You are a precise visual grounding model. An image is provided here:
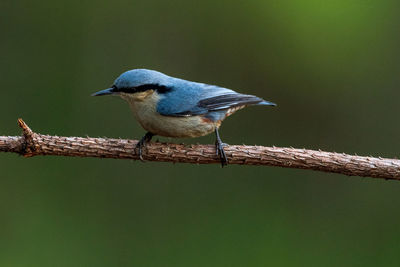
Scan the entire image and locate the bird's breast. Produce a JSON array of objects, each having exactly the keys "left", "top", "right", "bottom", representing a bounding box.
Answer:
[{"left": 120, "top": 91, "right": 219, "bottom": 138}]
